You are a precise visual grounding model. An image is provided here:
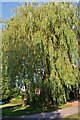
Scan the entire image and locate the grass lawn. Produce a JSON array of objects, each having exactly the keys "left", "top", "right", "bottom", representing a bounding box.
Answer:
[
  {"left": 1, "top": 103, "right": 58, "bottom": 117},
  {"left": 0, "top": 98, "right": 72, "bottom": 117},
  {"left": 64, "top": 113, "right": 80, "bottom": 120}
]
